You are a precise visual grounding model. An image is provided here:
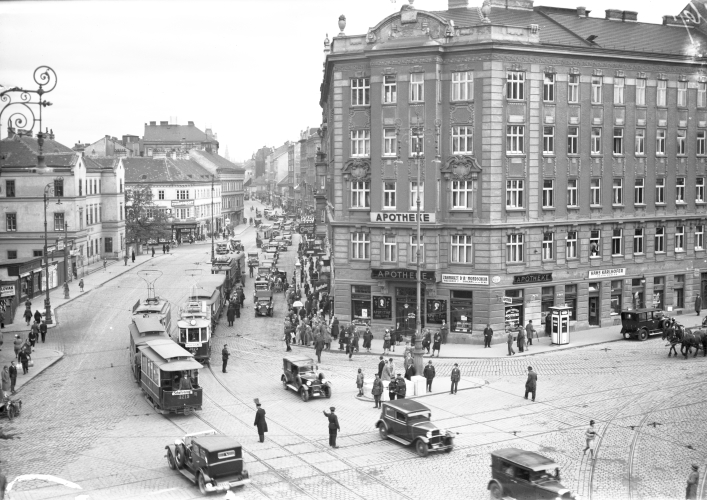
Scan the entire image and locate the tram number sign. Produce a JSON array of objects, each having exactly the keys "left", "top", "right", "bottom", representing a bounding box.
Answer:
[
  {"left": 185, "top": 342, "right": 202, "bottom": 348},
  {"left": 172, "top": 390, "right": 193, "bottom": 397}
]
